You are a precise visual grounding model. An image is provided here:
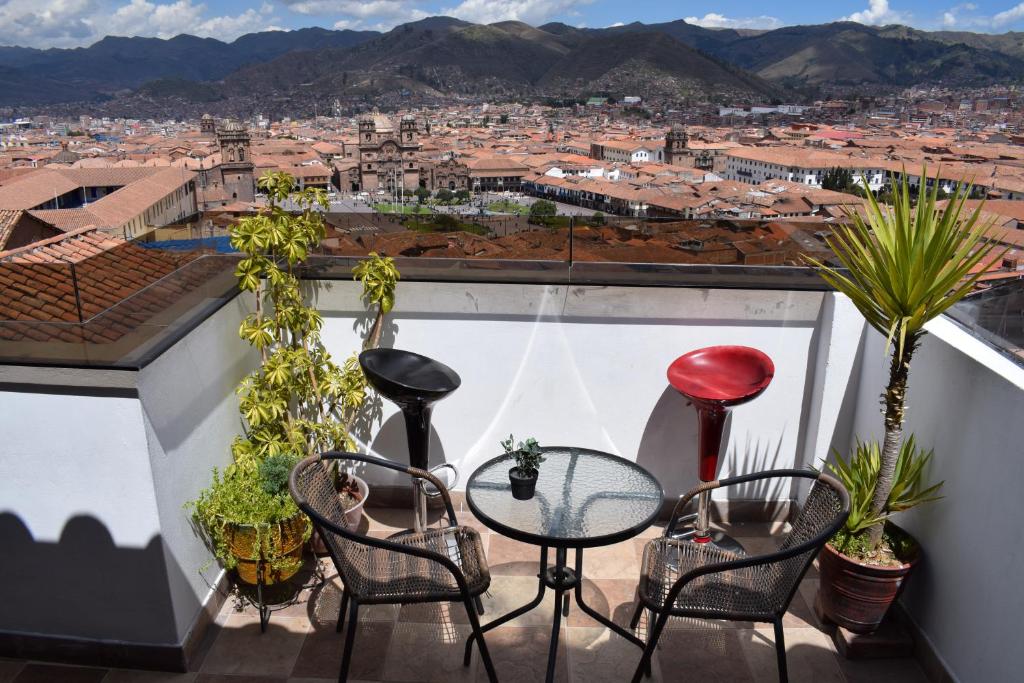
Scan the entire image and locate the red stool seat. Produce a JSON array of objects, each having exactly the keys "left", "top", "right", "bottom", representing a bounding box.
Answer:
[
  {"left": 666, "top": 345, "right": 775, "bottom": 549},
  {"left": 667, "top": 346, "right": 774, "bottom": 407}
]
